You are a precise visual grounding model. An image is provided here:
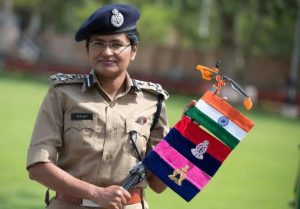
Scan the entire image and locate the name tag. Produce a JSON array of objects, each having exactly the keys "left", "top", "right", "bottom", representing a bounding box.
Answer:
[{"left": 71, "top": 113, "right": 93, "bottom": 120}]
